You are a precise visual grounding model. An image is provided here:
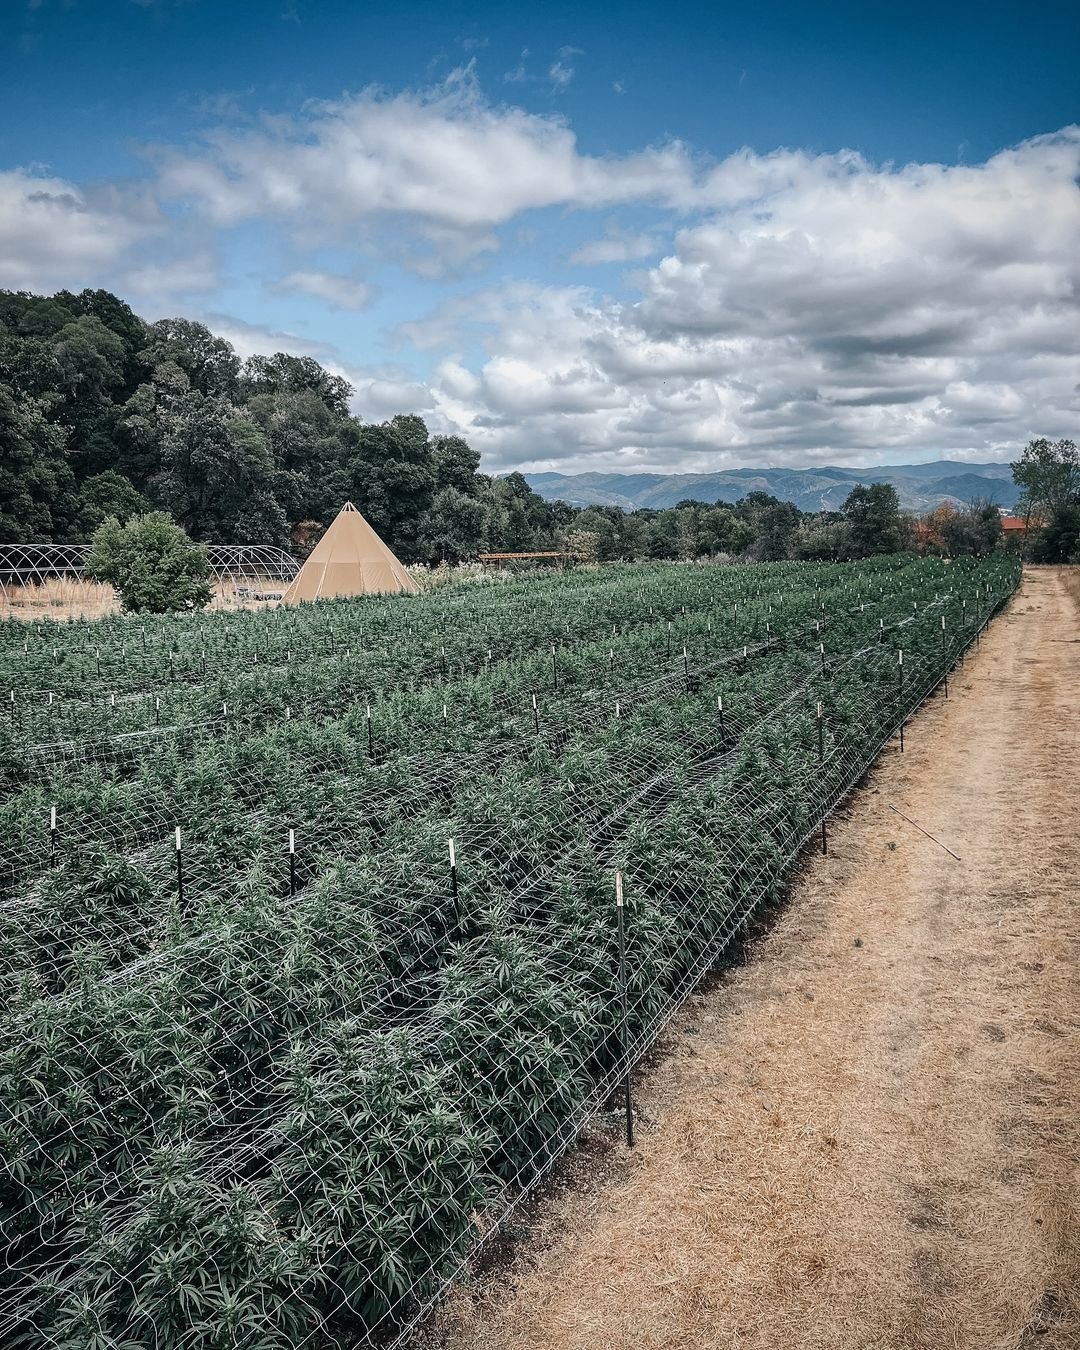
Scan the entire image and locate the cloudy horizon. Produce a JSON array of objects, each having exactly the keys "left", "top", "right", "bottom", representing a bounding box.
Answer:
[{"left": 2, "top": 1, "right": 1078, "bottom": 477}]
